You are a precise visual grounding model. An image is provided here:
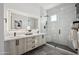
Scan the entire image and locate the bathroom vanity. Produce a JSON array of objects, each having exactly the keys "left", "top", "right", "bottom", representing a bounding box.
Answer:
[
  {"left": 4, "top": 33, "right": 46, "bottom": 55},
  {"left": 4, "top": 9, "right": 46, "bottom": 55}
]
